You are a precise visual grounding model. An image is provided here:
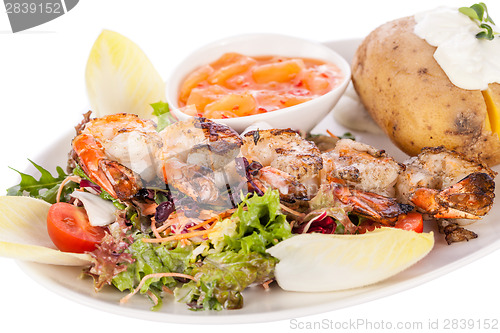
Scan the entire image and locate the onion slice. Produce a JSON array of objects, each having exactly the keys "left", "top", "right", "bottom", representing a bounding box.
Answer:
[{"left": 70, "top": 191, "right": 117, "bottom": 227}]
